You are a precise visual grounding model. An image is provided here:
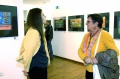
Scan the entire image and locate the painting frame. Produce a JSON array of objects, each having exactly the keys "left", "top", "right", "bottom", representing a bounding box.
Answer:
[
  {"left": 114, "top": 11, "right": 120, "bottom": 39},
  {"left": 0, "top": 5, "right": 18, "bottom": 37},
  {"left": 54, "top": 16, "right": 66, "bottom": 31},
  {"left": 68, "top": 15, "right": 84, "bottom": 31},
  {"left": 100, "top": 12, "right": 109, "bottom": 32}
]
